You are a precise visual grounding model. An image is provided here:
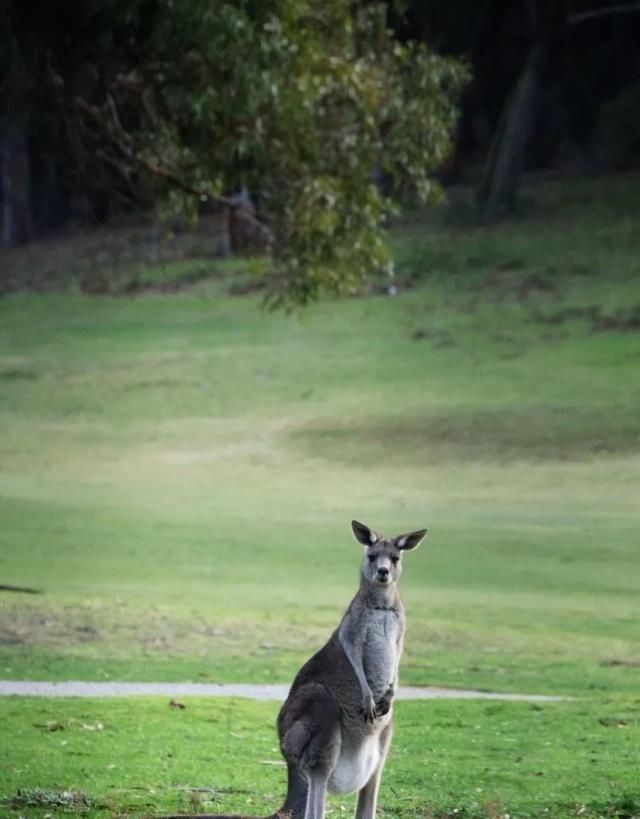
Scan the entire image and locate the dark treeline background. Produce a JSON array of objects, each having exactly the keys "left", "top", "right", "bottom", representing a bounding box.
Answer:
[
  {"left": 394, "top": 0, "right": 640, "bottom": 215},
  {"left": 2, "top": 0, "right": 640, "bottom": 250}
]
